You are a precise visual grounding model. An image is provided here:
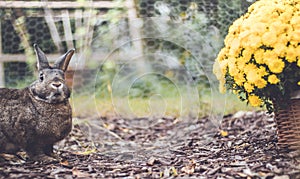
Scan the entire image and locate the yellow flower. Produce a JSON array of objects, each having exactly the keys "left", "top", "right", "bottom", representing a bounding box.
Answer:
[
  {"left": 268, "top": 74, "right": 280, "bottom": 84},
  {"left": 269, "top": 21, "right": 283, "bottom": 35},
  {"left": 234, "top": 73, "right": 246, "bottom": 86},
  {"left": 246, "top": 70, "right": 261, "bottom": 84},
  {"left": 290, "top": 14, "right": 300, "bottom": 25},
  {"left": 277, "top": 34, "right": 289, "bottom": 45},
  {"left": 244, "top": 63, "right": 257, "bottom": 73},
  {"left": 244, "top": 82, "right": 254, "bottom": 93},
  {"left": 273, "top": 3, "right": 285, "bottom": 14},
  {"left": 216, "top": 48, "right": 227, "bottom": 62},
  {"left": 224, "top": 34, "right": 235, "bottom": 47},
  {"left": 253, "top": 49, "right": 264, "bottom": 64},
  {"left": 279, "top": 10, "right": 293, "bottom": 22},
  {"left": 248, "top": 95, "right": 262, "bottom": 107},
  {"left": 250, "top": 22, "right": 268, "bottom": 34},
  {"left": 285, "top": 46, "right": 297, "bottom": 63},
  {"left": 266, "top": 58, "right": 285, "bottom": 73},
  {"left": 236, "top": 59, "right": 246, "bottom": 71},
  {"left": 273, "top": 42, "right": 286, "bottom": 56},
  {"left": 298, "top": 81, "right": 300, "bottom": 86},
  {"left": 258, "top": 66, "right": 268, "bottom": 76},
  {"left": 263, "top": 51, "right": 278, "bottom": 64},
  {"left": 228, "top": 64, "right": 239, "bottom": 76},
  {"left": 255, "top": 78, "right": 267, "bottom": 89},
  {"left": 291, "top": 30, "right": 300, "bottom": 41},
  {"left": 282, "top": 24, "right": 293, "bottom": 34},
  {"left": 242, "top": 48, "right": 253, "bottom": 62},
  {"left": 262, "top": 31, "right": 277, "bottom": 46},
  {"left": 229, "top": 38, "right": 241, "bottom": 57},
  {"left": 298, "top": 59, "right": 300, "bottom": 67},
  {"left": 244, "top": 34, "right": 262, "bottom": 48}
]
